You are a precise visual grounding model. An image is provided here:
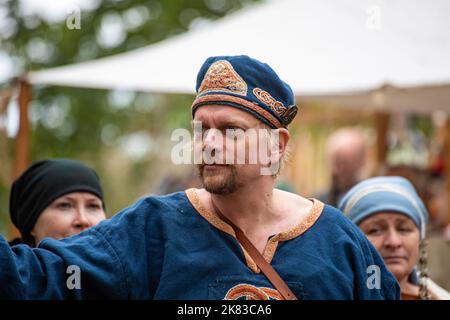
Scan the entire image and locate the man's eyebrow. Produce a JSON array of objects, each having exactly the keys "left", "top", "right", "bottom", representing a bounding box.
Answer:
[
  {"left": 191, "top": 118, "right": 250, "bottom": 128},
  {"left": 219, "top": 119, "right": 249, "bottom": 128}
]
